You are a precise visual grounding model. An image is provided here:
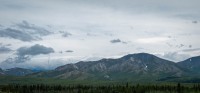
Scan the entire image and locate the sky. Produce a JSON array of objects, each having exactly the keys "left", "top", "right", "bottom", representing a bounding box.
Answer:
[{"left": 0, "top": 0, "right": 200, "bottom": 70}]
